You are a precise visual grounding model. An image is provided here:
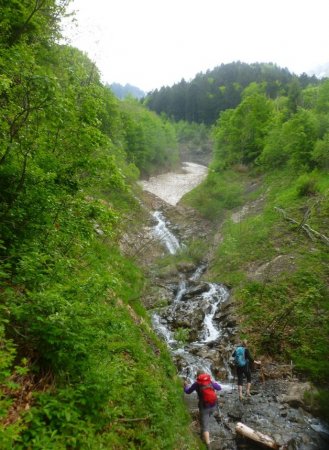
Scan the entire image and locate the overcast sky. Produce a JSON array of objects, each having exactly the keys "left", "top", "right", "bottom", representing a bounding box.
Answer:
[{"left": 61, "top": 0, "right": 329, "bottom": 92}]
